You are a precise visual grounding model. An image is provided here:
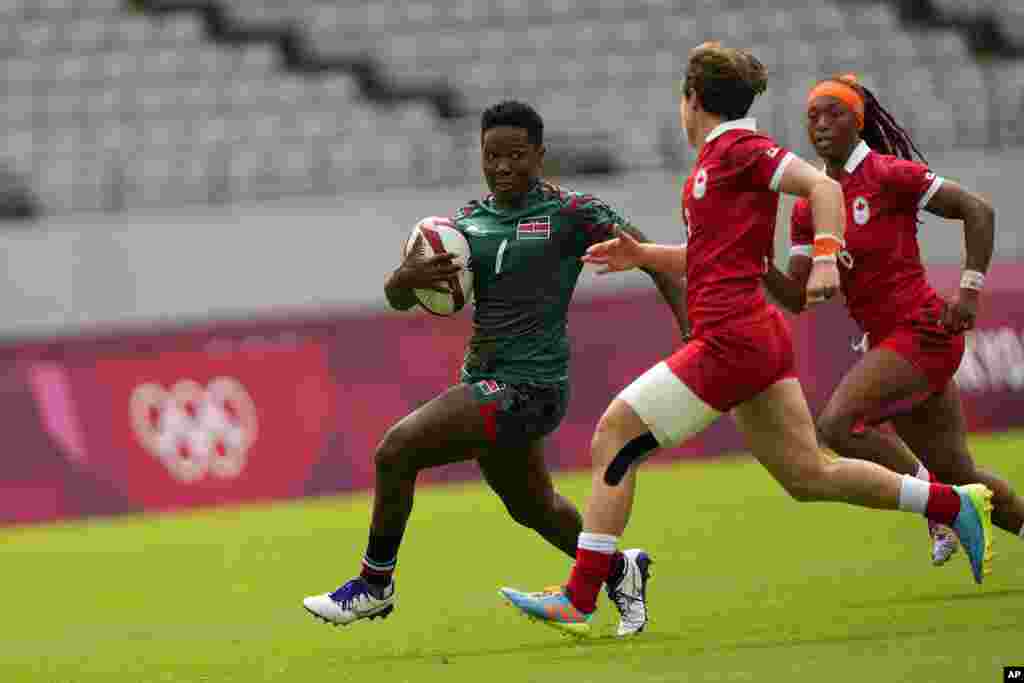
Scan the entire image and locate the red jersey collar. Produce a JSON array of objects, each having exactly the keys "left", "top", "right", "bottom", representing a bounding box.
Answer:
[
  {"left": 843, "top": 140, "right": 872, "bottom": 174},
  {"left": 704, "top": 117, "right": 757, "bottom": 144}
]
